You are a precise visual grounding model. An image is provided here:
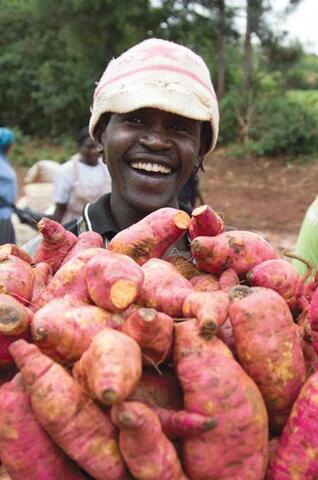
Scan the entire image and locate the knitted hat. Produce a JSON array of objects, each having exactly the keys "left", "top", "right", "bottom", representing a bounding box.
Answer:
[{"left": 89, "top": 38, "right": 219, "bottom": 154}]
